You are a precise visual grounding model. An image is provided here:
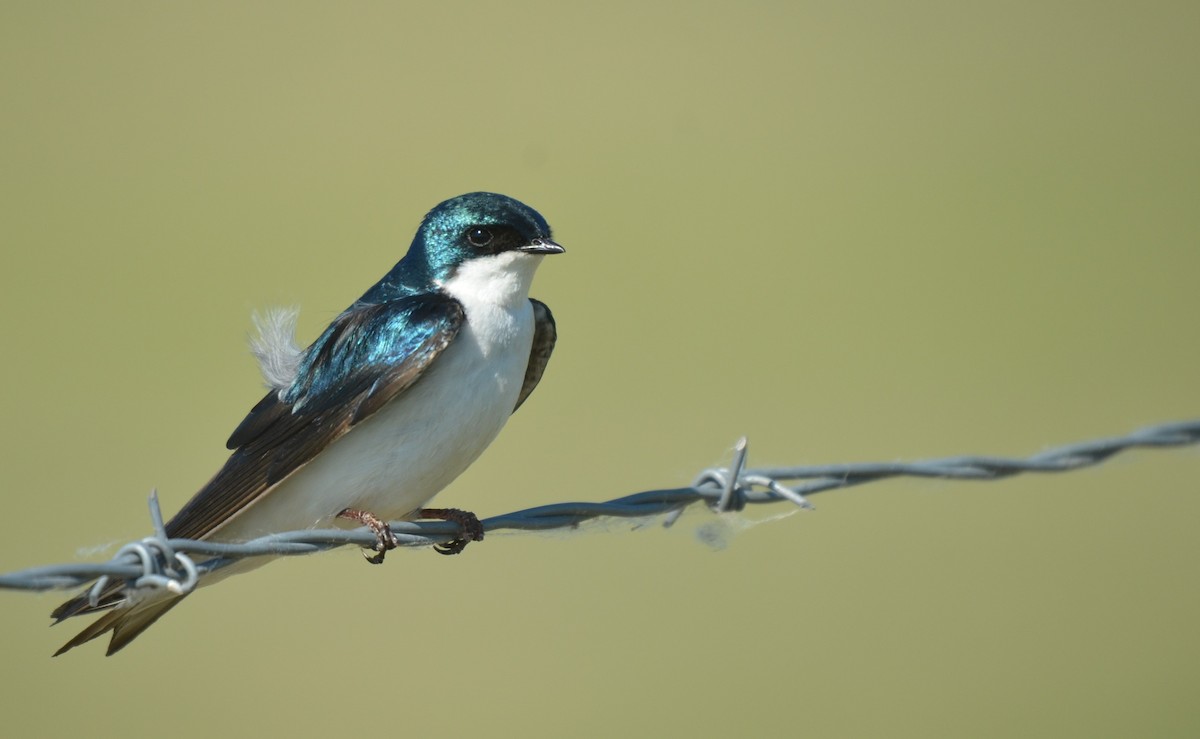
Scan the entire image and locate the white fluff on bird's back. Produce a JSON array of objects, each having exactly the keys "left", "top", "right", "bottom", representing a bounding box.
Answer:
[
  {"left": 249, "top": 306, "right": 303, "bottom": 391},
  {"left": 209, "top": 251, "right": 546, "bottom": 542}
]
